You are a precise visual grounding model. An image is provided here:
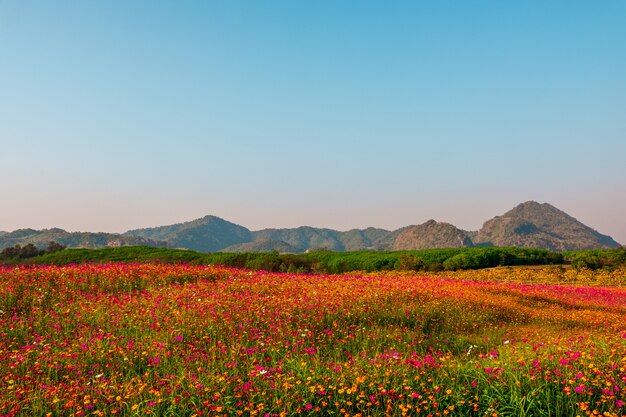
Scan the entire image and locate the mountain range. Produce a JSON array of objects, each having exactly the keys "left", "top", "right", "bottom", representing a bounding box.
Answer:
[
  {"left": 0, "top": 228, "right": 167, "bottom": 251},
  {"left": 1, "top": 201, "right": 621, "bottom": 253}
]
